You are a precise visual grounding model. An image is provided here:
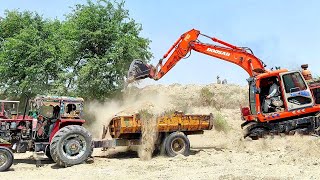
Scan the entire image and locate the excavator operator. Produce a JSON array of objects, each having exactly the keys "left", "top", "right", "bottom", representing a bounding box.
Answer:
[{"left": 263, "top": 78, "right": 280, "bottom": 113}]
